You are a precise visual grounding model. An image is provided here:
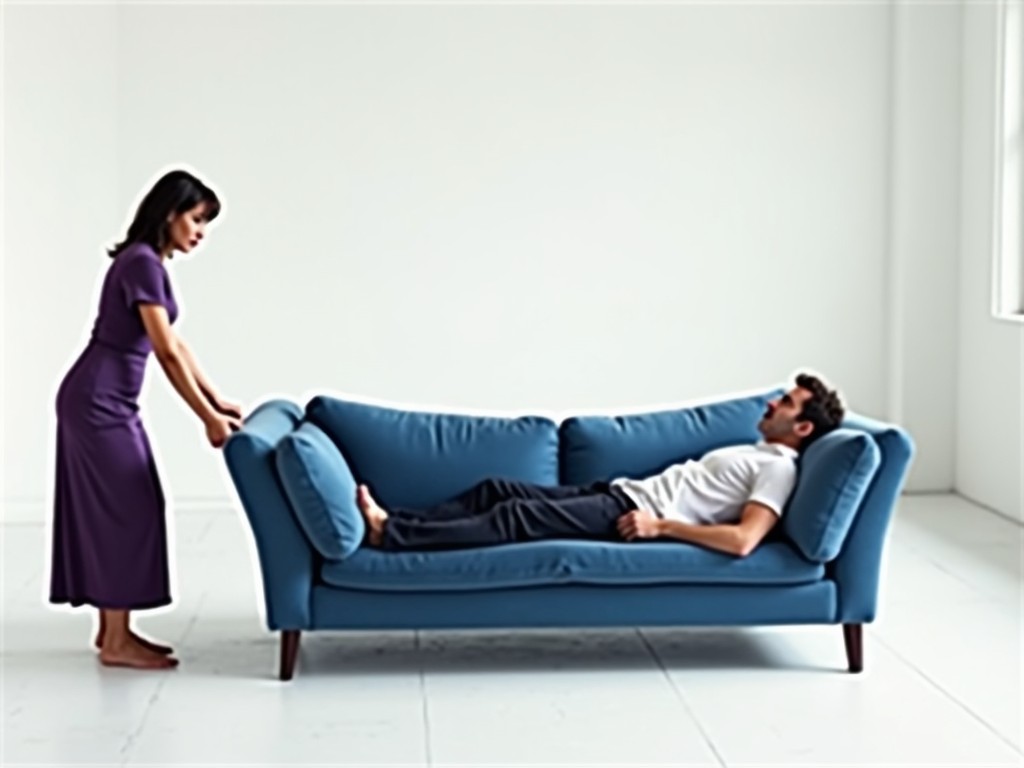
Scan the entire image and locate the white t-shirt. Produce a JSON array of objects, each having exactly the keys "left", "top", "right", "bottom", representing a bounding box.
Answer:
[{"left": 611, "top": 442, "right": 798, "bottom": 524}]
